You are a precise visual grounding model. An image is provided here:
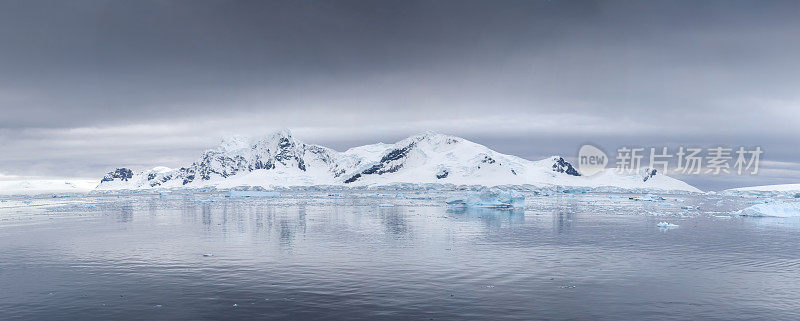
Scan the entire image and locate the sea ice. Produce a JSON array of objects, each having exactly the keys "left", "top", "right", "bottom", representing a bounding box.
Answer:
[{"left": 225, "top": 191, "right": 280, "bottom": 198}]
